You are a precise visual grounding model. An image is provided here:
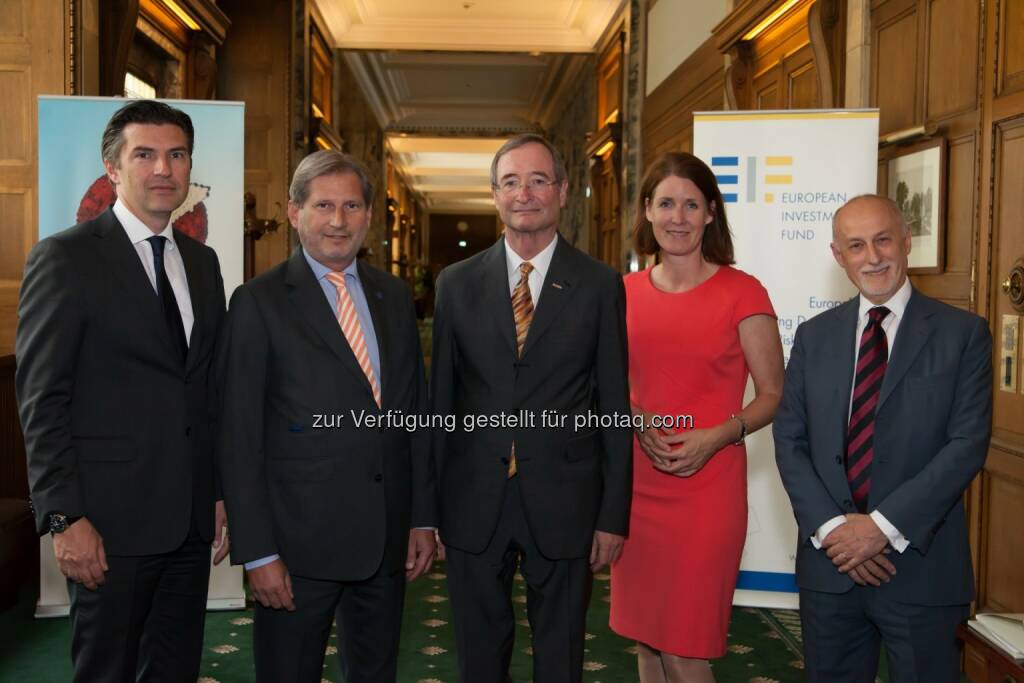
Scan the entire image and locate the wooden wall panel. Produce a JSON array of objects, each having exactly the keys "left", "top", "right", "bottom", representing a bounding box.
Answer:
[
  {"left": 756, "top": 81, "right": 778, "bottom": 110},
  {"left": 997, "top": 0, "right": 1024, "bottom": 97},
  {"left": 0, "top": 68, "right": 31, "bottom": 161},
  {"left": 979, "top": 447, "right": 1024, "bottom": 613},
  {"left": 788, "top": 50, "right": 819, "bottom": 108},
  {"left": 740, "top": 0, "right": 820, "bottom": 111},
  {"left": 873, "top": 7, "right": 918, "bottom": 134},
  {"left": 0, "top": 191, "right": 29, "bottom": 281},
  {"left": 926, "top": 0, "right": 979, "bottom": 120},
  {"left": 944, "top": 133, "right": 976, "bottom": 275},
  {"left": 0, "top": 0, "right": 67, "bottom": 356},
  {"left": 991, "top": 118, "right": 1024, "bottom": 442}
]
